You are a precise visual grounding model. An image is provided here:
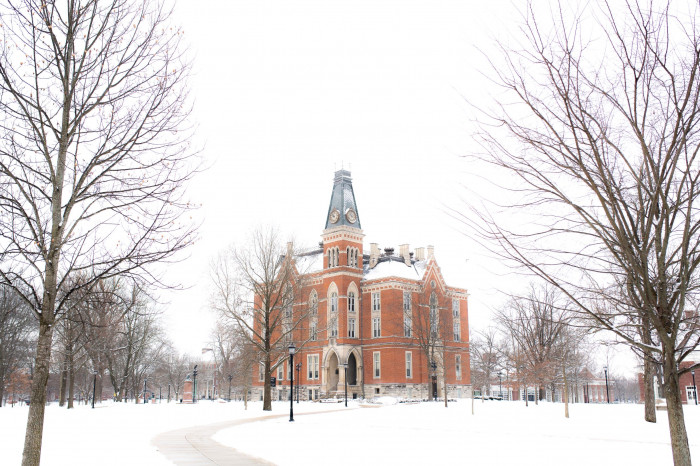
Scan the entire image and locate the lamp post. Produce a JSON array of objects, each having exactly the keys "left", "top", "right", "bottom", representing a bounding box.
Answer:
[
  {"left": 143, "top": 378, "right": 148, "bottom": 405},
  {"left": 296, "top": 363, "right": 302, "bottom": 403},
  {"left": 431, "top": 360, "right": 437, "bottom": 401},
  {"left": 228, "top": 374, "right": 233, "bottom": 401},
  {"left": 168, "top": 383, "right": 171, "bottom": 403},
  {"left": 498, "top": 371, "right": 504, "bottom": 400},
  {"left": 603, "top": 366, "right": 610, "bottom": 404},
  {"left": 340, "top": 362, "right": 348, "bottom": 407},
  {"left": 159, "top": 386, "right": 162, "bottom": 403},
  {"left": 692, "top": 370, "right": 697, "bottom": 405},
  {"left": 92, "top": 370, "right": 97, "bottom": 409},
  {"left": 193, "top": 365, "right": 198, "bottom": 403},
  {"left": 288, "top": 343, "right": 296, "bottom": 422}
]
